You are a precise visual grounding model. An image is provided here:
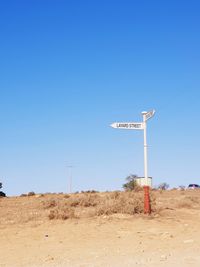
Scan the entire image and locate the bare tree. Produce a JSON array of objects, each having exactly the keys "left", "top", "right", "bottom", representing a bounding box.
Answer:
[{"left": 158, "top": 182, "right": 169, "bottom": 190}]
